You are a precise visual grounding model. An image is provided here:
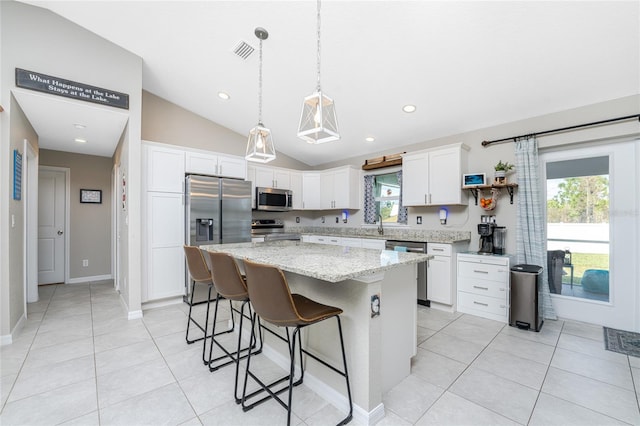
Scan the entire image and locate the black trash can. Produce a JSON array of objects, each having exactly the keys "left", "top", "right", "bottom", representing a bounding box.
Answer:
[{"left": 509, "top": 264, "right": 544, "bottom": 332}]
